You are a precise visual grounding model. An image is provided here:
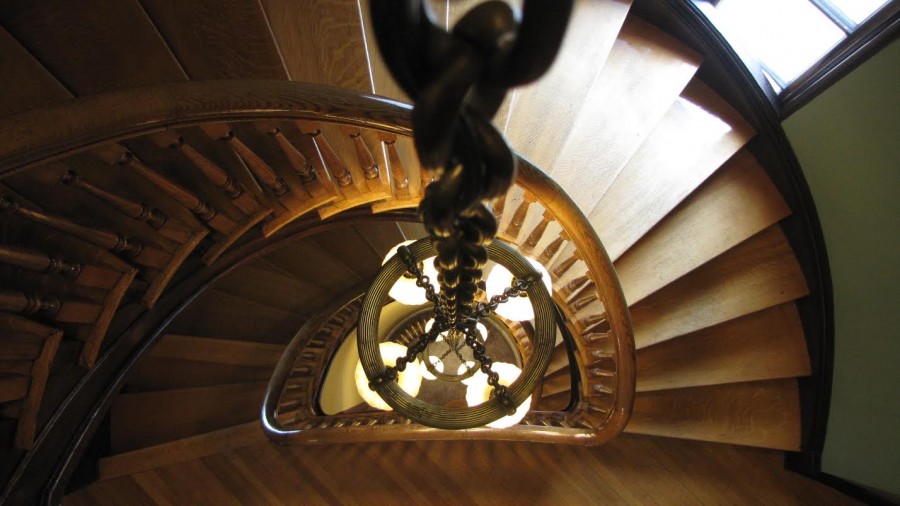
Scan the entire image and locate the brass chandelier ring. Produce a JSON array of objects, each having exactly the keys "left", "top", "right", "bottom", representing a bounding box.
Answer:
[{"left": 357, "top": 238, "right": 556, "bottom": 430}]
